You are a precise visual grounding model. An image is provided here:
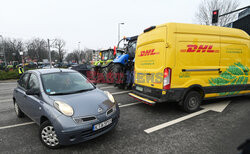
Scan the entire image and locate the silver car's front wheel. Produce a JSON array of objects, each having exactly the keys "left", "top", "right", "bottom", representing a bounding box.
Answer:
[{"left": 40, "top": 121, "right": 60, "bottom": 148}]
